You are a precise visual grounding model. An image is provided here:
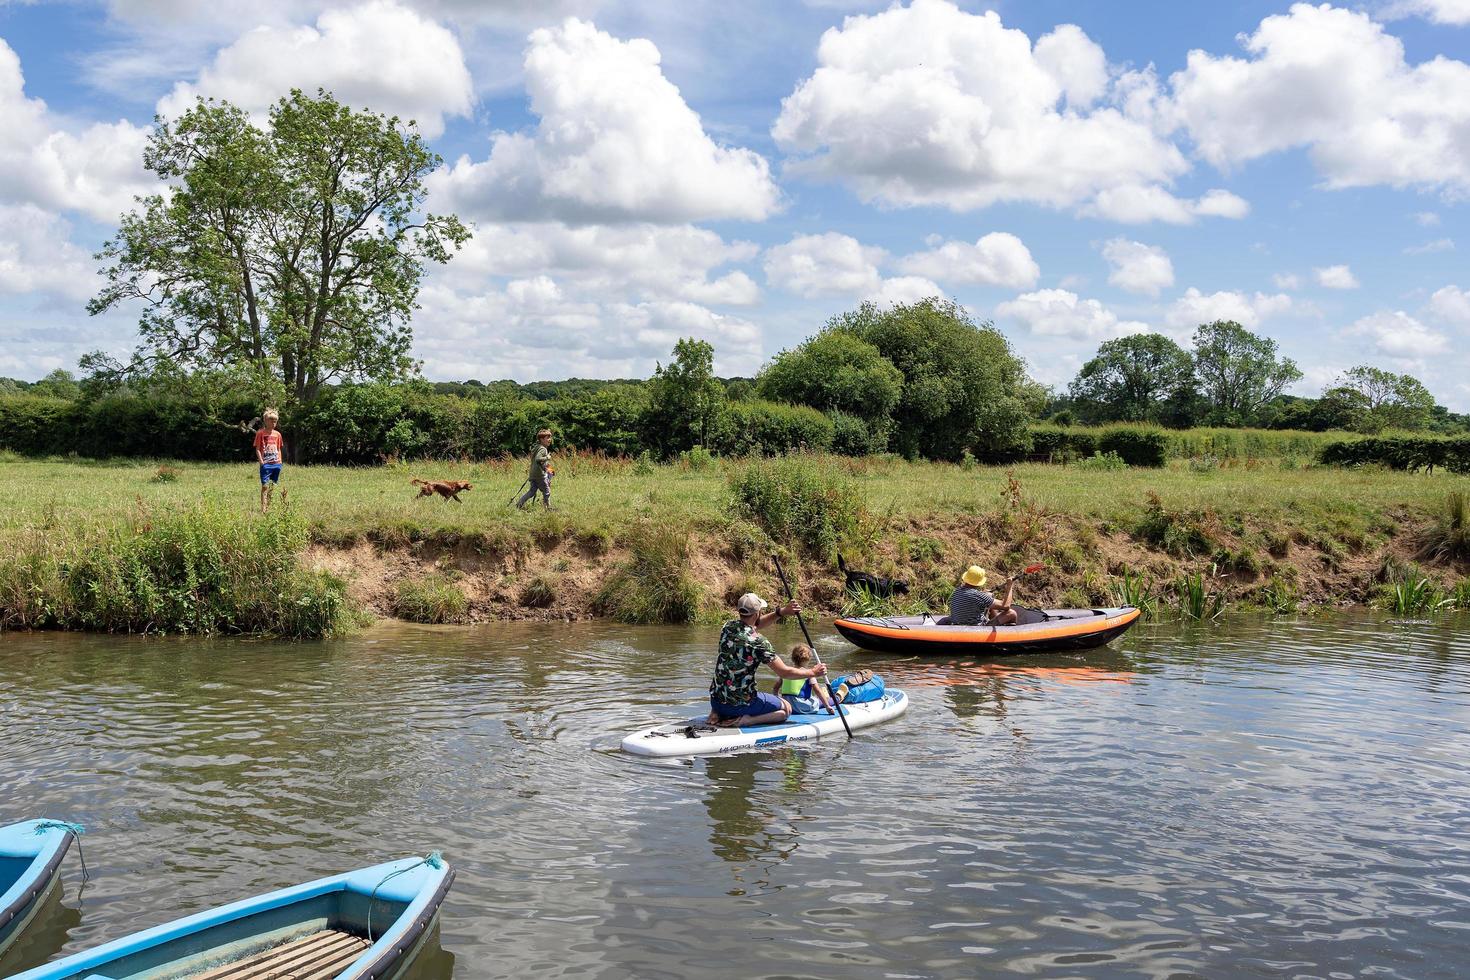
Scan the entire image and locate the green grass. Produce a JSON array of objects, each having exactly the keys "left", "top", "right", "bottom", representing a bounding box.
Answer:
[
  {"left": 1, "top": 455, "right": 1465, "bottom": 633},
  {"left": 392, "top": 572, "right": 469, "bottom": 624},
  {"left": 0, "top": 455, "right": 1459, "bottom": 546}
]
